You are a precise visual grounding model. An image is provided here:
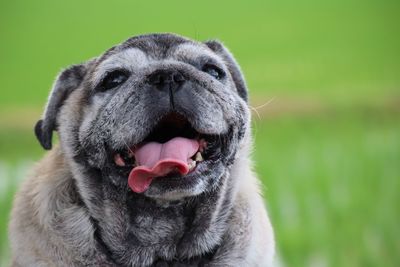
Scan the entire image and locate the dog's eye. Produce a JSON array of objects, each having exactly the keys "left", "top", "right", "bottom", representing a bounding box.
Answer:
[
  {"left": 98, "top": 70, "right": 129, "bottom": 91},
  {"left": 202, "top": 64, "right": 225, "bottom": 80}
]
